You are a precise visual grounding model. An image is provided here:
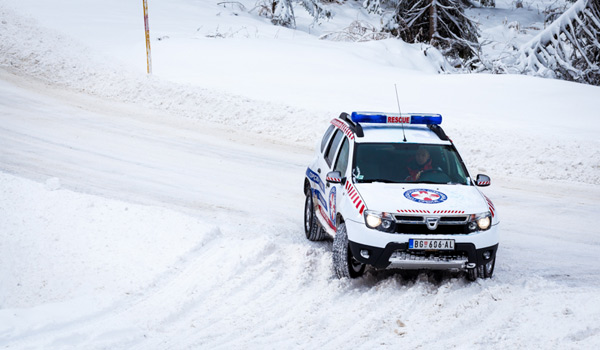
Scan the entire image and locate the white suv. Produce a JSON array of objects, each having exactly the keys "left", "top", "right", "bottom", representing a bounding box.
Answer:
[{"left": 303, "top": 112, "right": 499, "bottom": 280}]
